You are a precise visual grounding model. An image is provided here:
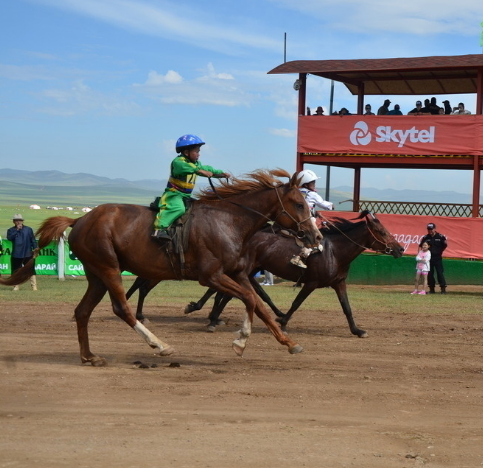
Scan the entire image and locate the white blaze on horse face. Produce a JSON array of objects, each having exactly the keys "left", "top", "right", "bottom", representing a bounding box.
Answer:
[{"left": 133, "top": 321, "right": 173, "bottom": 355}]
